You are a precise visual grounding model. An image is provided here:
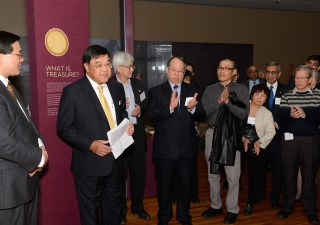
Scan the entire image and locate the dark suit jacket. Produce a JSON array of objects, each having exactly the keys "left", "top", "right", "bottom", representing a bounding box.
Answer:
[
  {"left": 111, "top": 77, "right": 148, "bottom": 151},
  {"left": 264, "top": 82, "right": 291, "bottom": 131},
  {"left": 0, "top": 82, "right": 42, "bottom": 209},
  {"left": 57, "top": 75, "right": 128, "bottom": 177},
  {"left": 240, "top": 78, "right": 266, "bottom": 91},
  {"left": 146, "top": 81, "right": 206, "bottom": 160}
]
